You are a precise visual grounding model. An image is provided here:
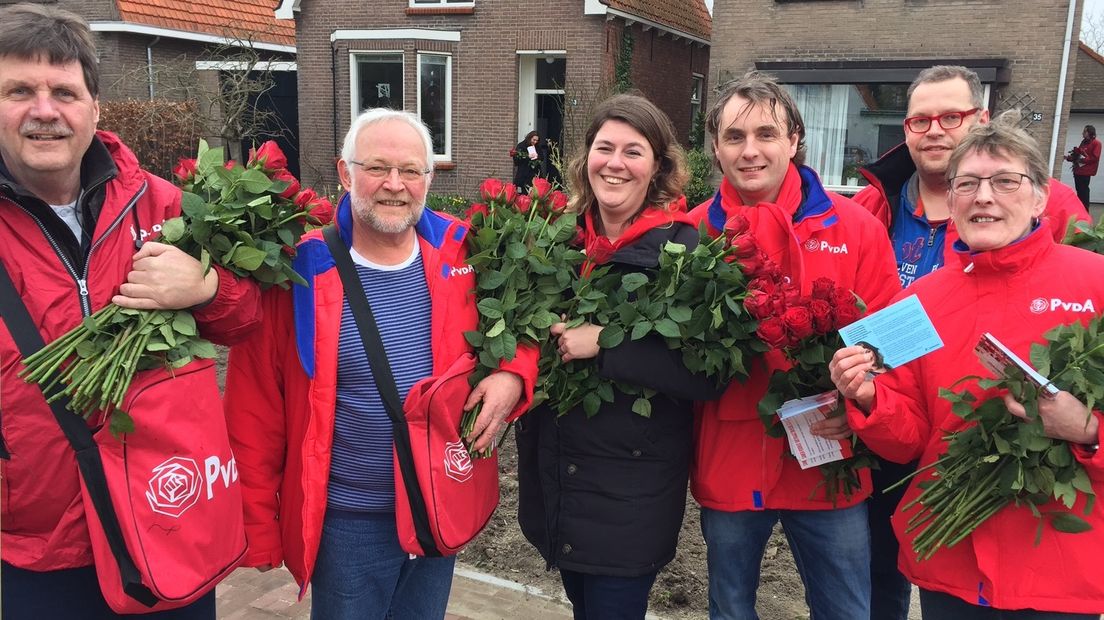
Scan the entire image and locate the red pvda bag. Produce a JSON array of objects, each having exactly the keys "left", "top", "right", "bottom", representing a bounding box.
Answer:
[
  {"left": 80, "top": 359, "right": 246, "bottom": 613},
  {"left": 395, "top": 352, "right": 499, "bottom": 556}
]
